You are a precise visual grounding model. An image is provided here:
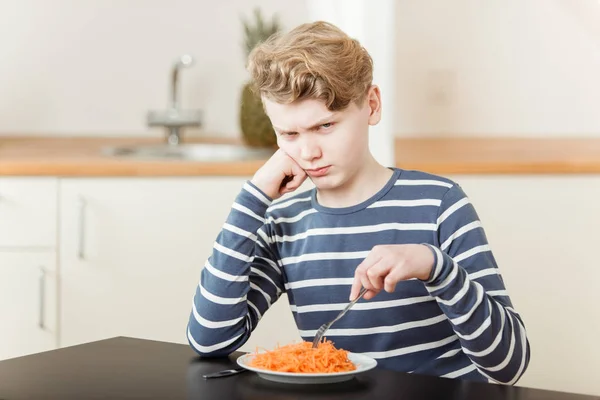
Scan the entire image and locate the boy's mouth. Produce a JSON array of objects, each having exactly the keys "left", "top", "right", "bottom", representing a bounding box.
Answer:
[{"left": 306, "top": 165, "right": 331, "bottom": 177}]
